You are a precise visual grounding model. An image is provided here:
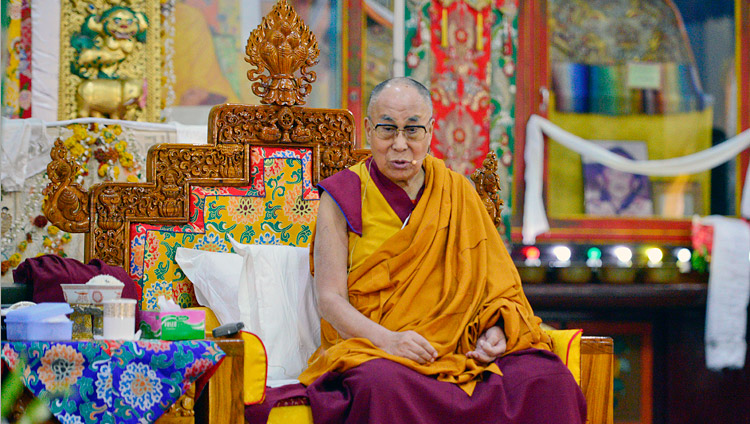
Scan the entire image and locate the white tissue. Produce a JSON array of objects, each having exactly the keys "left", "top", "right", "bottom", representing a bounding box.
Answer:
[{"left": 157, "top": 295, "right": 182, "bottom": 312}]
